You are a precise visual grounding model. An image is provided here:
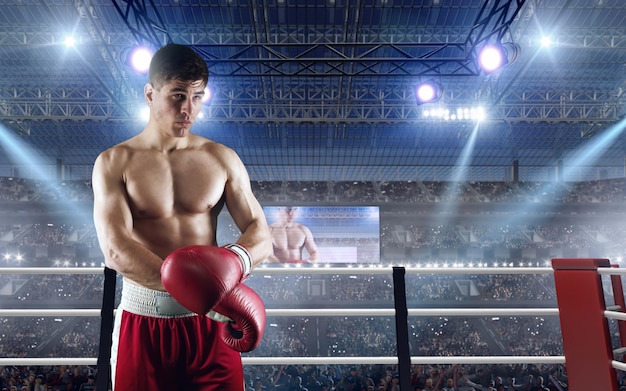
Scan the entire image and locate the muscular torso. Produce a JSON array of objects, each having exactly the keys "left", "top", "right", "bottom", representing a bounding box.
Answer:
[
  {"left": 269, "top": 224, "right": 307, "bottom": 261},
  {"left": 123, "top": 144, "right": 225, "bottom": 259}
]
